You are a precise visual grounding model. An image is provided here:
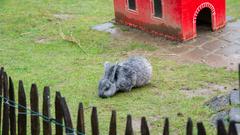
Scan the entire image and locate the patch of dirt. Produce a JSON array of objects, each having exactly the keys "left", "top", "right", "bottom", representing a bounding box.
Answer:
[
  {"left": 53, "top": 13, "right": 74, "bottom": 21},
  {"left": 35, "top": 36, "right": 56, "bottom": 44},
  {"left": 132, "top": 119, "right": 141, "bottom": 133},
  {"left": 181, "top": 88, "right": 216, "bottom": 98},
  {"left": 180, "top": 83, "right": 234, "bottom": 98},
  {"left": 132, "top": 115, "right": 165, "bottom": 132}
]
